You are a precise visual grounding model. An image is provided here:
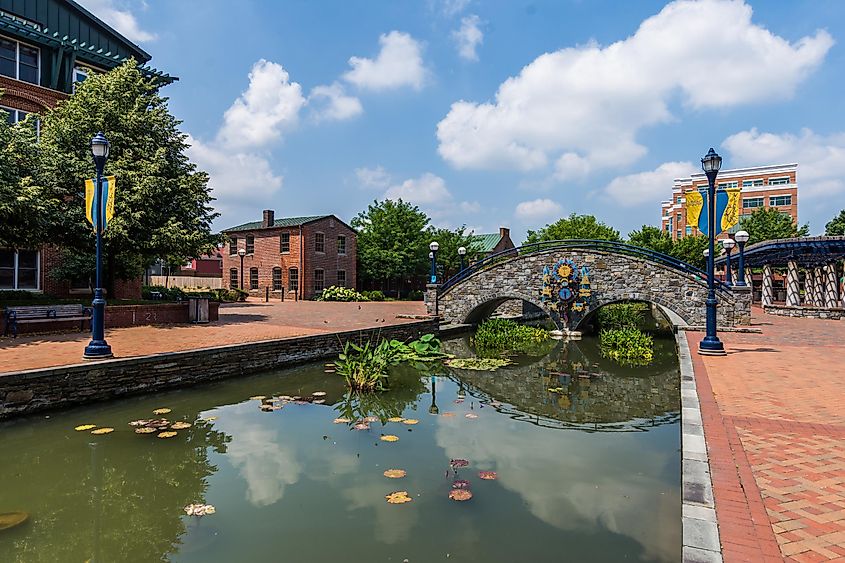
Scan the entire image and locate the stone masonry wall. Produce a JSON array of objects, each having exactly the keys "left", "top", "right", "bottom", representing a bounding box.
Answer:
[
  {"left": 763, "top": 304, "right": 844, "bottom": 320},
  {"left": 0, "top": 319, "right": 438, "bottom": 419}
]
